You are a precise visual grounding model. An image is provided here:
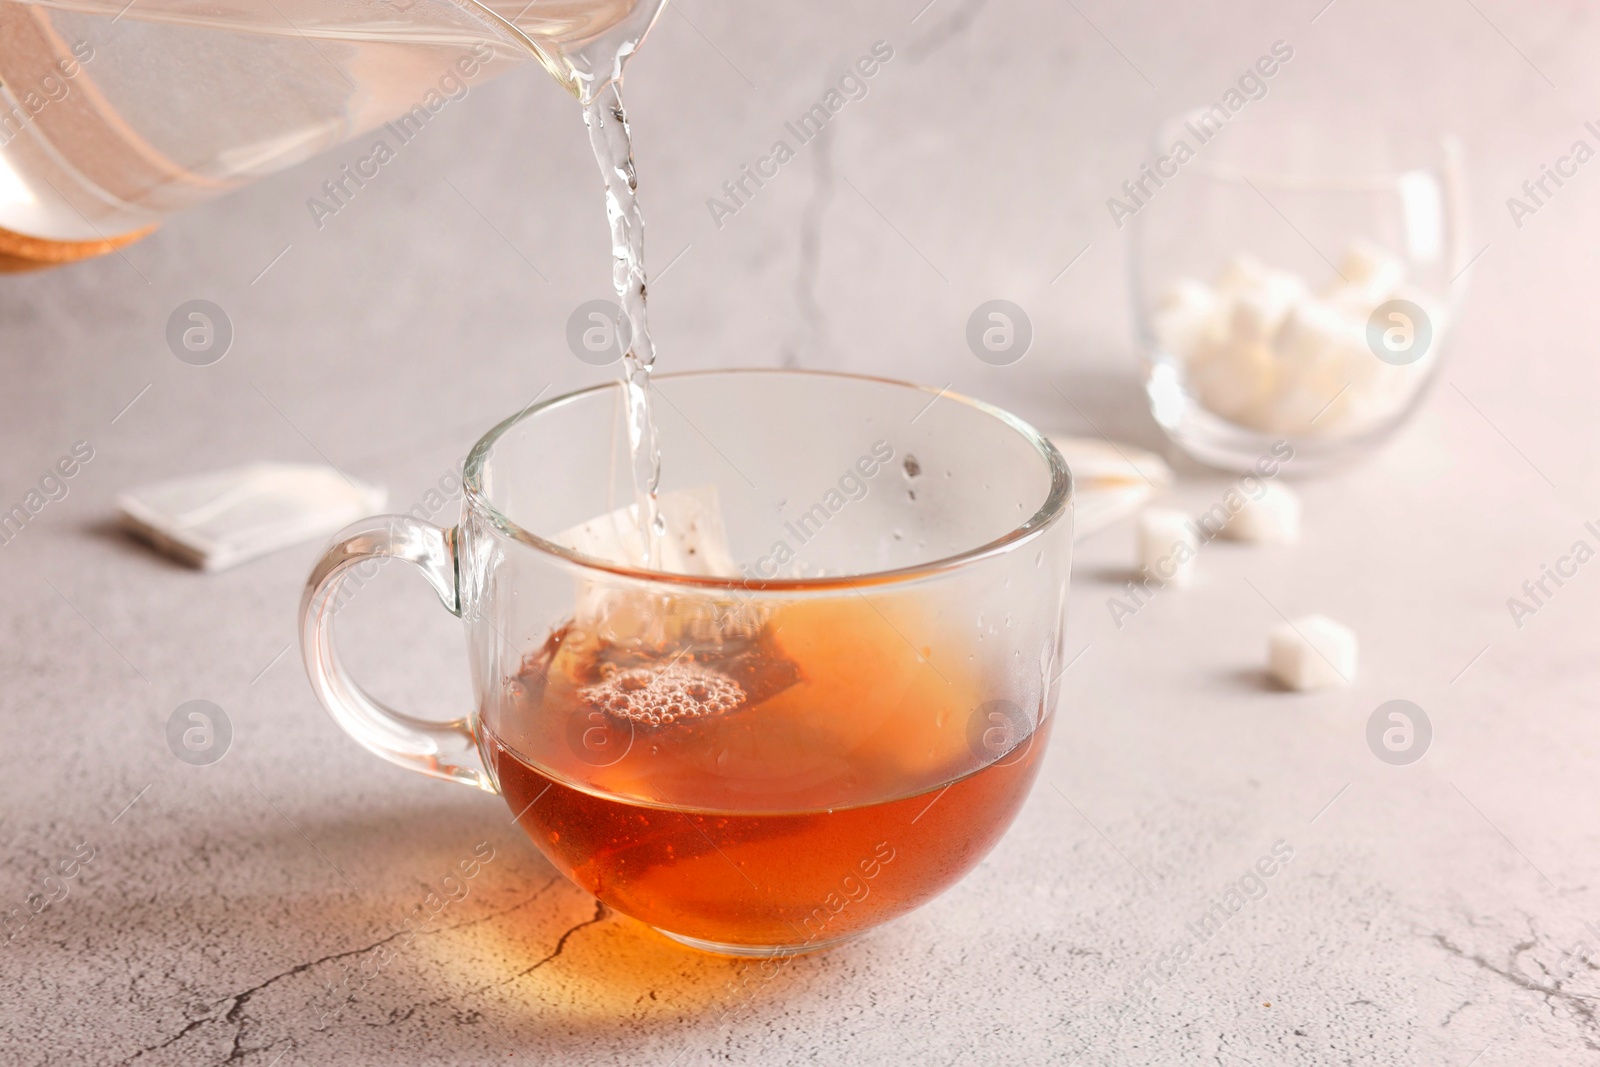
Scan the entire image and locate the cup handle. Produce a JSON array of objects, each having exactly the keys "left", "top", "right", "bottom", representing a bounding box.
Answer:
[{"left": 299, "top": 515, "right": 496, "bottom": 793}]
